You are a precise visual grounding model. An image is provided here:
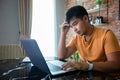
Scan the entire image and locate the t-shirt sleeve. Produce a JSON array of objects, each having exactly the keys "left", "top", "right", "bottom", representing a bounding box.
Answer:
[
  {"left": 66, "top": 35, "right": 77, "bottom": 52},
  {"left": 104, "top": 30, "right": 120, "bottom": 54}
]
